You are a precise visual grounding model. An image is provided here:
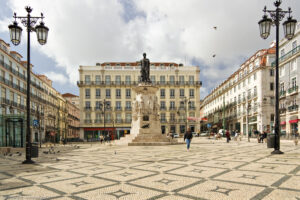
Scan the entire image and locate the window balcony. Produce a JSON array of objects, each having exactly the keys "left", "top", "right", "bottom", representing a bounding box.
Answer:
[
  {"left": 160, "top": 119, "right": 167, "bottom": 123},
  {"left": 288, "top": 105, "right": 298, "bottom": 112},
  {"left": 84, "top": 107, "right": 92, "bottom": 111},
  {"left": 94, "top": 107, "right": 102, "bottom": 112},
  {"left": 169, "top": 119, "right": 177, "bottom": 123},
  {"left": 188, "top": 107, "right": 196, "bottom": 110},
  {"left": 280, "top": 90, "right": 286, "bottom": 97},
  {"left": 160, "top": 107, "right": 167, "bottom": 111},
  {"left": 84, "top": 119, "right": 92, "bottom": 124},
  {"left": 288, "top": 86, "right": 298, "bottom": 94},
  {"left": 115, "top": 107, "right": 123, "bottom": 111},
  {"left": 125, "top": 119, "right": 132, "bottom": 123},
  {"left": 169, "top": 106, "right": 177, "bottom": 111},
  {"left": 94, "top": 119, "right": 103, "bottom": 123},
  {"left": 125, "top": 107, "right": 132, "bottom": 111},
  {"left": 116, "top": 119, "right": 123, "bottom": 123}
]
